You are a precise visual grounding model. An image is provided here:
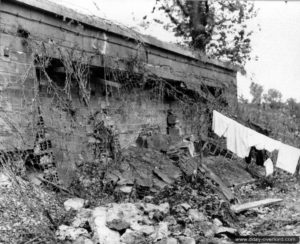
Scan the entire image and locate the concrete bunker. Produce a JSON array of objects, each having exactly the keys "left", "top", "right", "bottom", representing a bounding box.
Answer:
[{"left": 0, "top": 0, "right": 238, "bottom": 186}]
